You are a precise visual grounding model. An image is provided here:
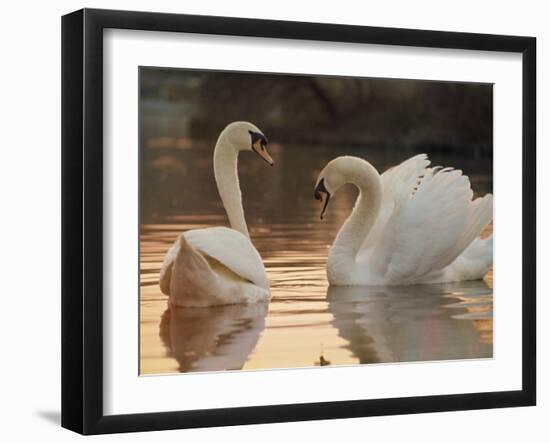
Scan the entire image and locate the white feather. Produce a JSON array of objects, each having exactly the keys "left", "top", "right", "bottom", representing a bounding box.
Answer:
[
  {"left": 159, "top": 122, "right": 271, "bottom": 307},
  {"left": 160, "top": 227, "right": 269, "bottom": 292},
  {"left": 320, "top": 154, "right": 493, "bottom": 286}
]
